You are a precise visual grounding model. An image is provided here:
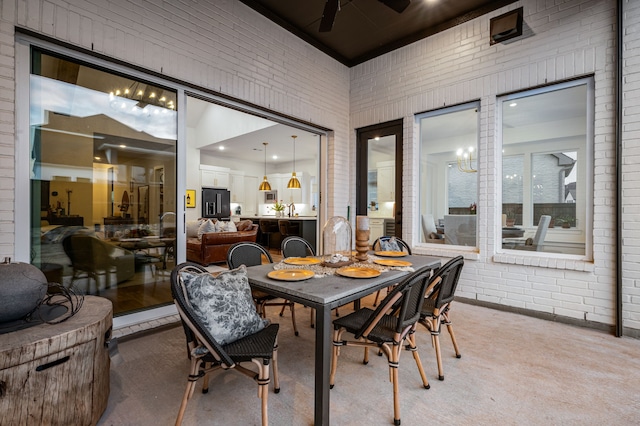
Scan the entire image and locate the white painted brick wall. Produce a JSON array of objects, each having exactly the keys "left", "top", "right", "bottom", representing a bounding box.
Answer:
[
  {"left": 622, "top": 0, "right": 640, "bottom": 331},
  {"left": 0, "top": 0, "right": 637, "bottom": 332},
  {"left": 0, "top": 0, "right": 351, "bottom": 258},
  {"left": 350, "top": 0, "right": 631, "bottom": 329}
]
